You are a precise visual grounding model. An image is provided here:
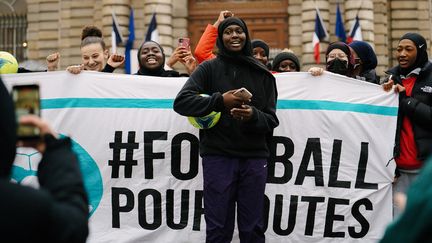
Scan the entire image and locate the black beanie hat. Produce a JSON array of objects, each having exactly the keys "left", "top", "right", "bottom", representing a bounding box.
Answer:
[
  {"left": 326, "top": 41, "right": 352, "bottom": 62},
  {"left": 251, "top": 39, "right": 270, "bottom": 57},
  {"left": 271, "top": 52, "right": 300, "bottom": 71},
  {"left": 349, "top": 41, "right": 377, "bottom": 71},
  {"left": 399, "top": 32, "right": 429, "bottom": 71}
]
